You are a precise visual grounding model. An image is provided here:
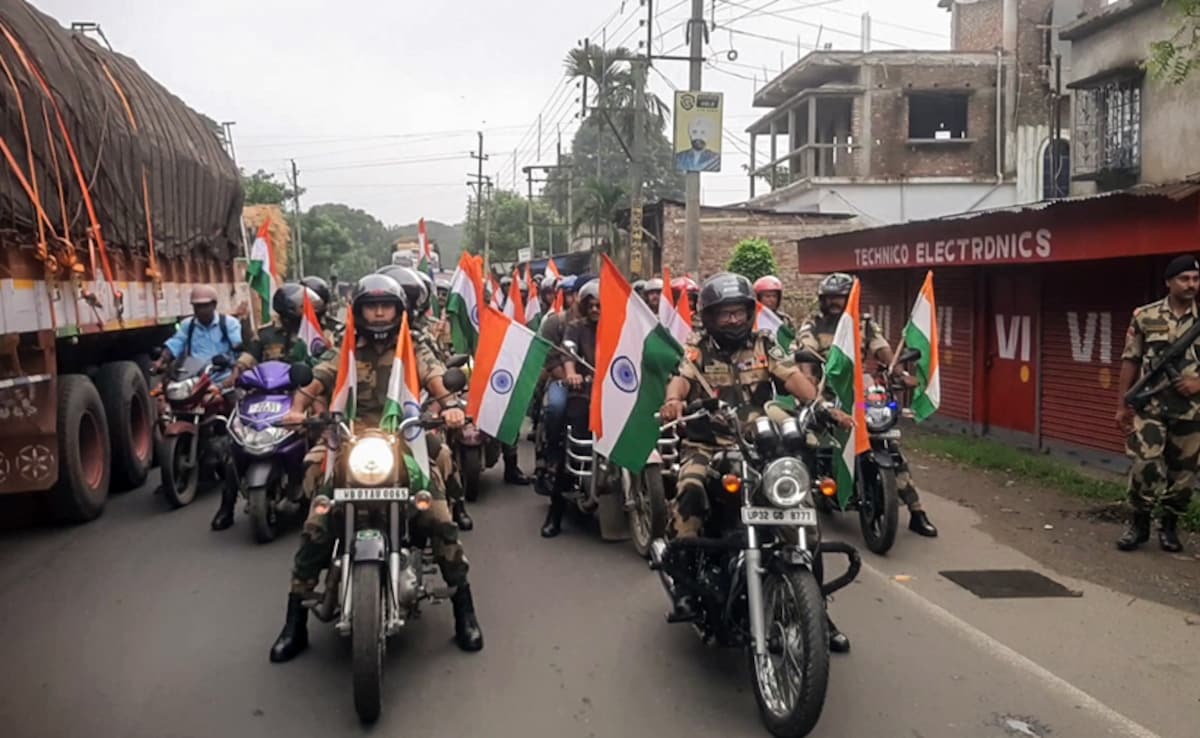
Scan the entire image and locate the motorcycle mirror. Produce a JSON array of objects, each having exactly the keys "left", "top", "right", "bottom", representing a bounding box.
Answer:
[
  {"left": 310, "top": 337, "right": 328, "bottom": 357},
  {"left": 562, "top": 339, "right": 579, "bottom": 355},
  {"left": 289, "top": 362, "right": 315, "bottom": 388},
  {"left": 442, "top": 367, "right": 468, "bottom": 394},
  {"left": 446, "top": 353, "right": 470, "bottom": 369},
  {"left": 148, "top": 346, "right": 163, "bottom": 360},
  {"left": 793, "top": 349, "right": 824, "bottom": 365},
  {"left": 898, "top": 347, "right": 922, "bottom": 364},
  {"left": 210, "top": 354, "right": 231, "bottom": 369}
]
